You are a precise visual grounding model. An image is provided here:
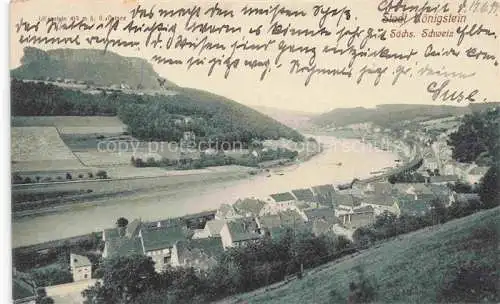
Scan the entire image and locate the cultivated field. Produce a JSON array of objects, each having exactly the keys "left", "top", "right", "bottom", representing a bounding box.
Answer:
[
  {"left": 12, "top": 116, "right": 127, "bottom": 135},
  {"left": 11, "top": 127, "right": 83, "bottom": 171}
]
